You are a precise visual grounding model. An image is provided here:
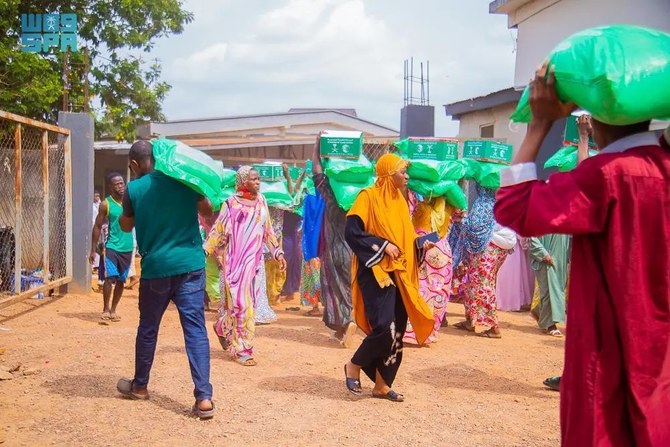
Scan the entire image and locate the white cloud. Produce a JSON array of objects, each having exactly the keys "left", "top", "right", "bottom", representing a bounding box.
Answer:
[{"left": 153, "top": 0, "right": 517, "bottom": 136}]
